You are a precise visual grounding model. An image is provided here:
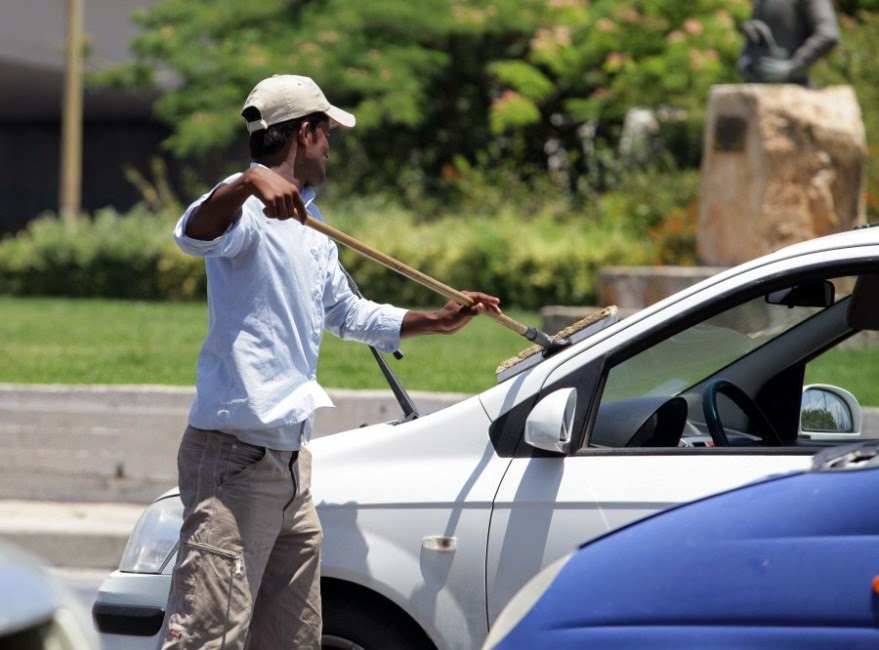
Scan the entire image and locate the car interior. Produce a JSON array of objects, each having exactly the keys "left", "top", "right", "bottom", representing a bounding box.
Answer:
[{"left": 587, "top": 271, "right": 879, "bottom": 451}]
